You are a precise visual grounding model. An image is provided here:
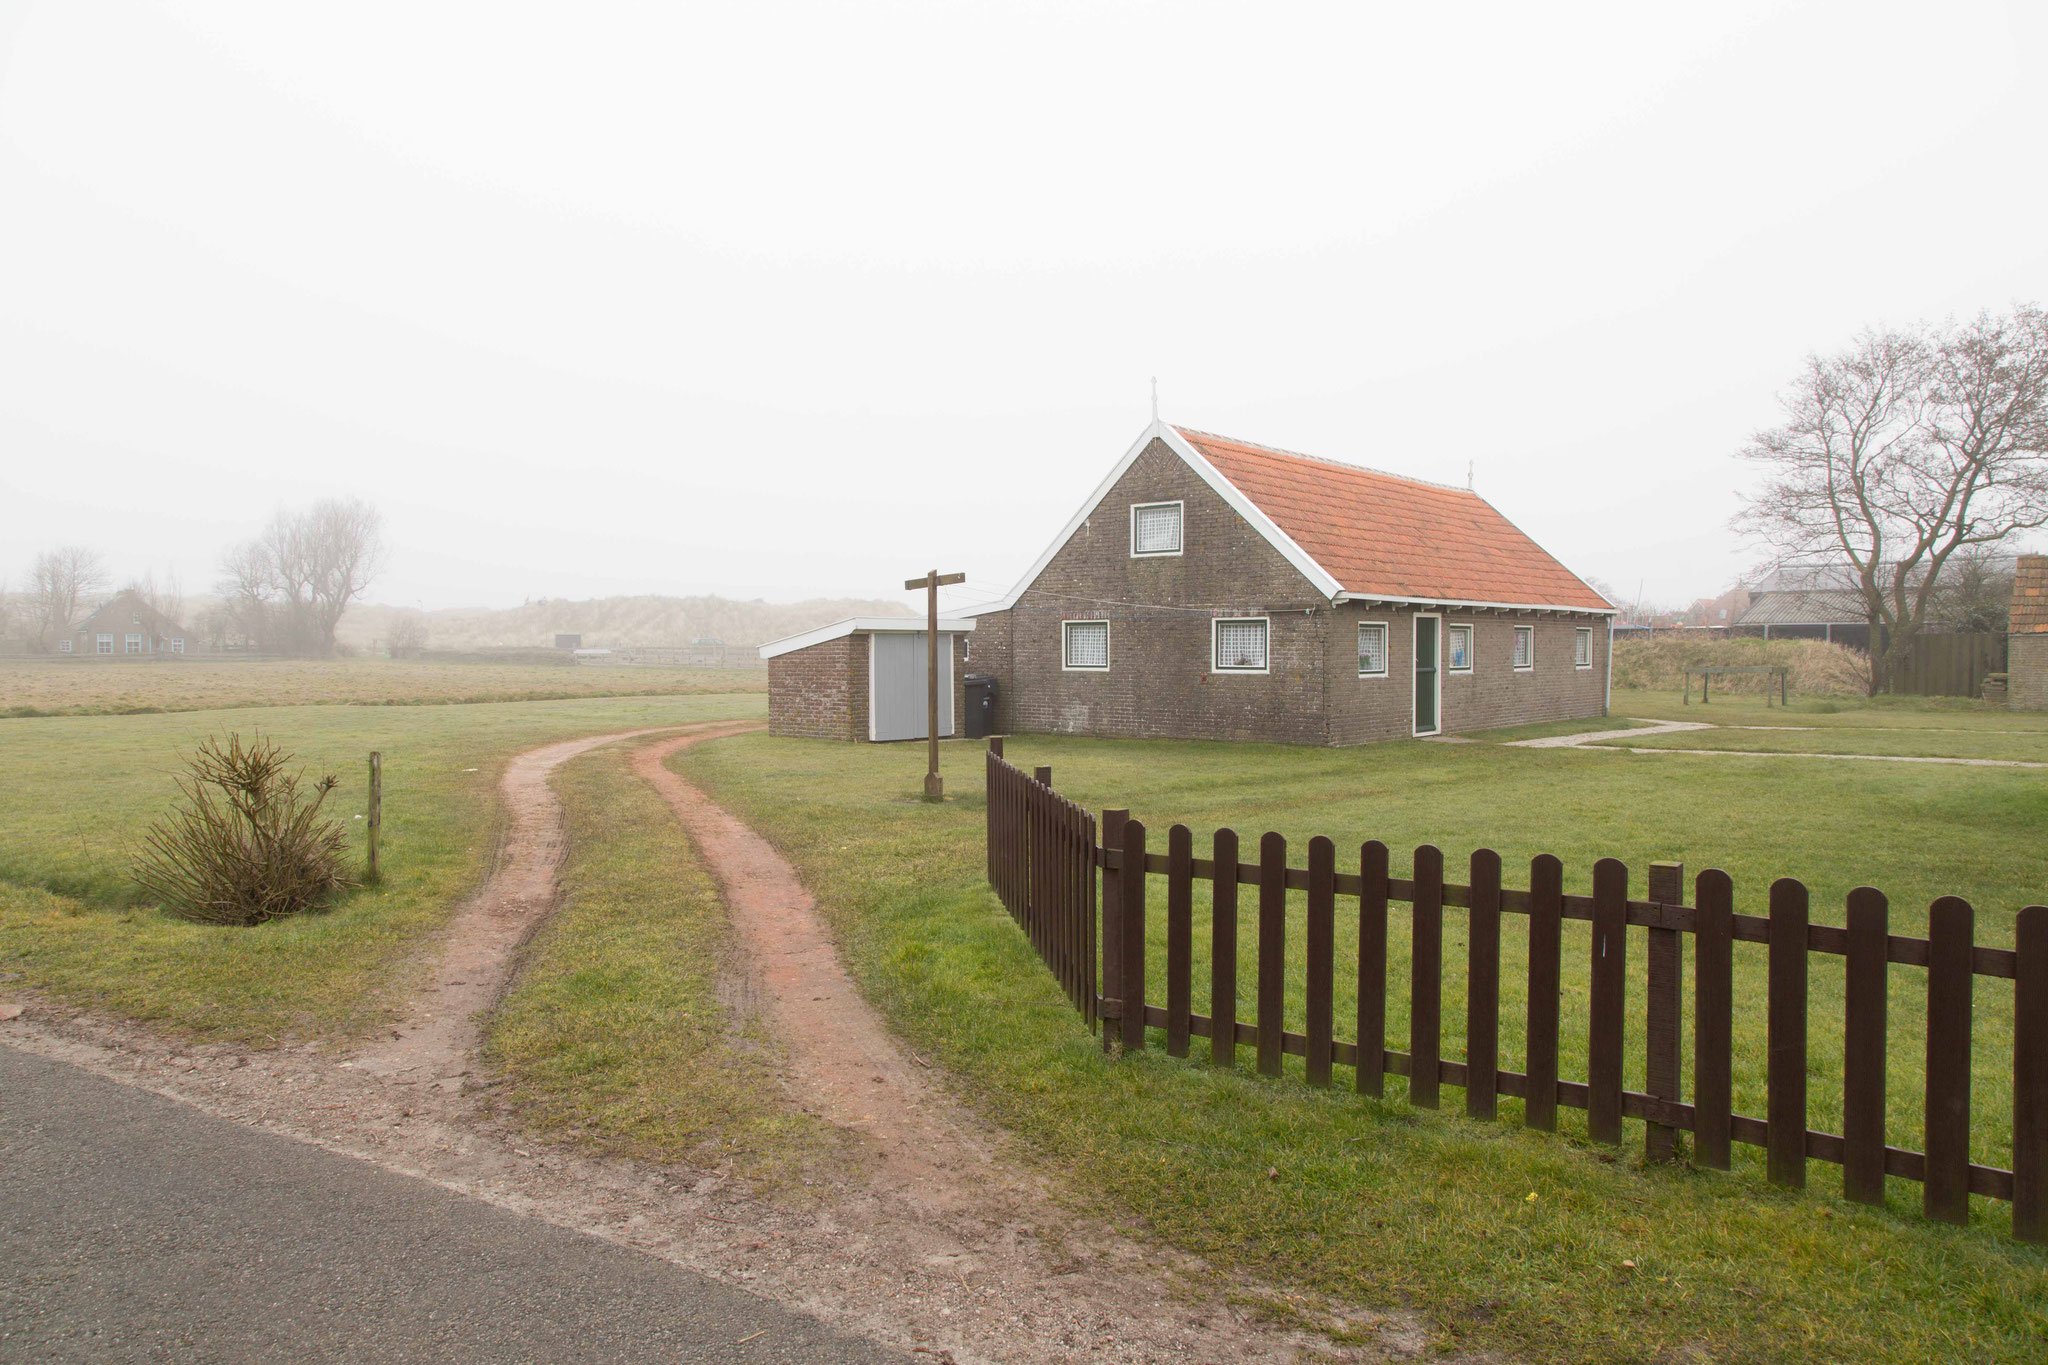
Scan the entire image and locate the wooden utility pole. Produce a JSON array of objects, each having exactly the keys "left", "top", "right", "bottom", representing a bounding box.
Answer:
[
  {"left": 904, "top": 569, "right": 965, "bottom": 800},
  {"left": 366, "top": 751, "right": 383, "bottom": 882}
]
